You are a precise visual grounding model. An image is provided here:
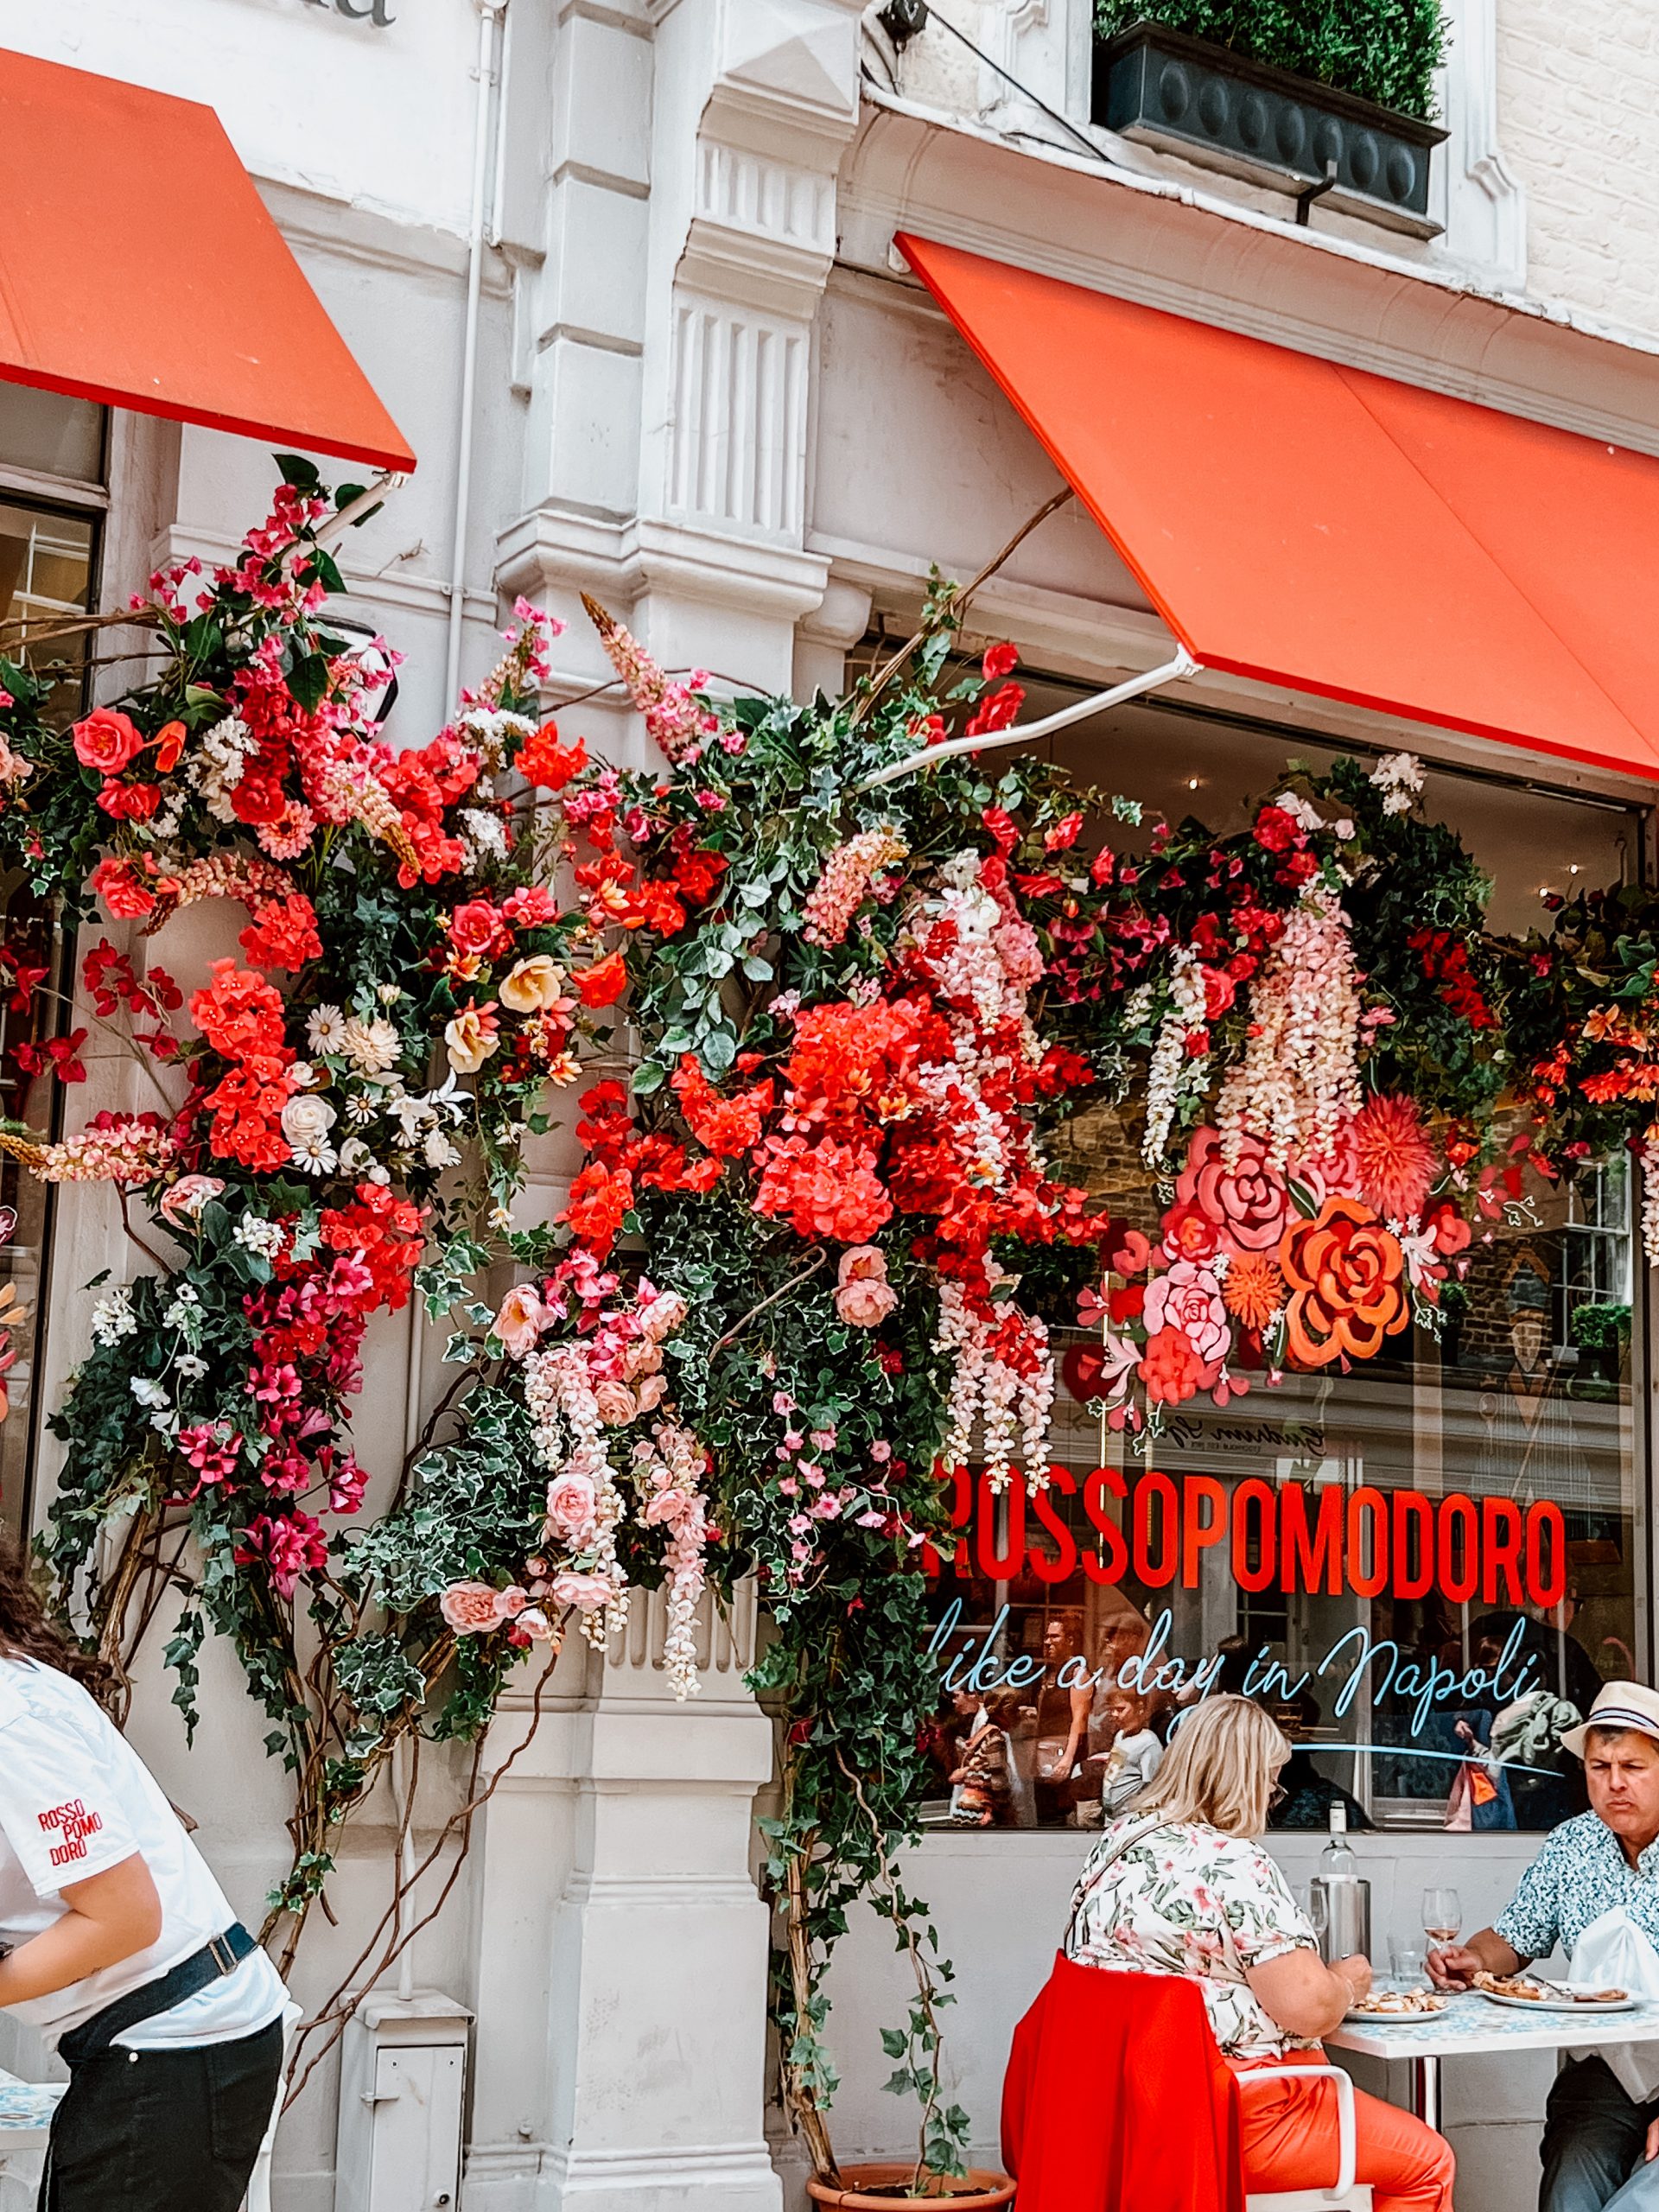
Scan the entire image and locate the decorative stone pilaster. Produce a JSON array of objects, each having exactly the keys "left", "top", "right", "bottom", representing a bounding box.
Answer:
[{"left": 461, "top": 1591, "right": 779, "bottom": 2212}]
